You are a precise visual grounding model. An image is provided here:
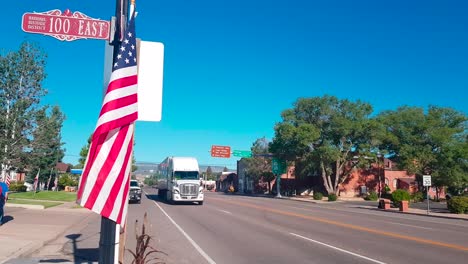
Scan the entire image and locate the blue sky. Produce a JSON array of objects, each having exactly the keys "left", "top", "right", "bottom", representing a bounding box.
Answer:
[{"left": 4, "top": 0, "right": 468, "bottom": 169}]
